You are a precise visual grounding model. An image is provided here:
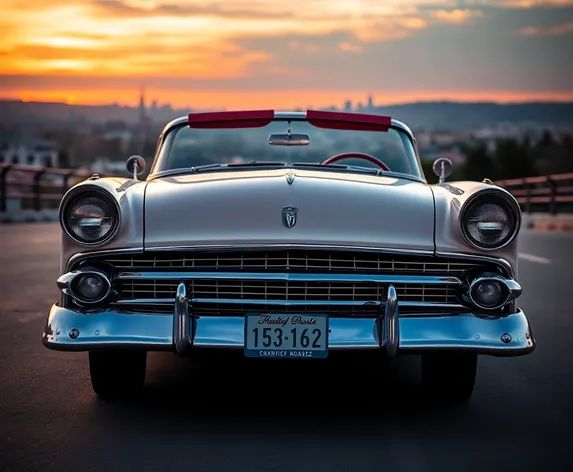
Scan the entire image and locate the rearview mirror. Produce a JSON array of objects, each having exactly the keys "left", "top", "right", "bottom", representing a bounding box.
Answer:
[
  {"left": 126, "top": 155, "right": 146, "bottom": 179},
  {"left": 268, "top": 133, "right": 310, "bottom": 146},
  {"left": 432, "top": 157, "right": 453, "bottom": 183}
]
